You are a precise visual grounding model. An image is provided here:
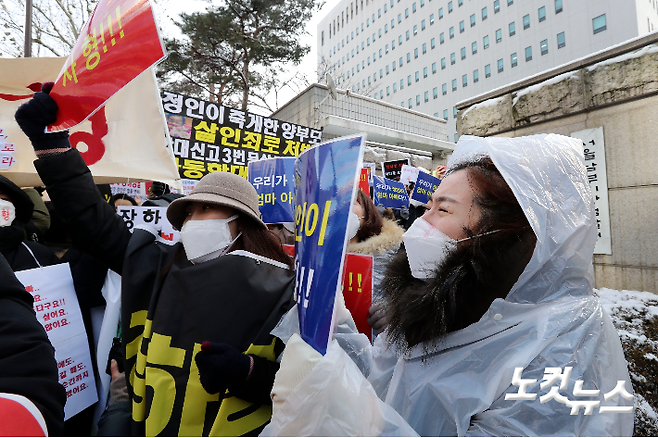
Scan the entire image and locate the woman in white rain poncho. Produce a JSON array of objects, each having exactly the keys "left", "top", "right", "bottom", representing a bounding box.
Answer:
[{"left": 264, "top": 134, "right": 634, "bottom": 437}]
